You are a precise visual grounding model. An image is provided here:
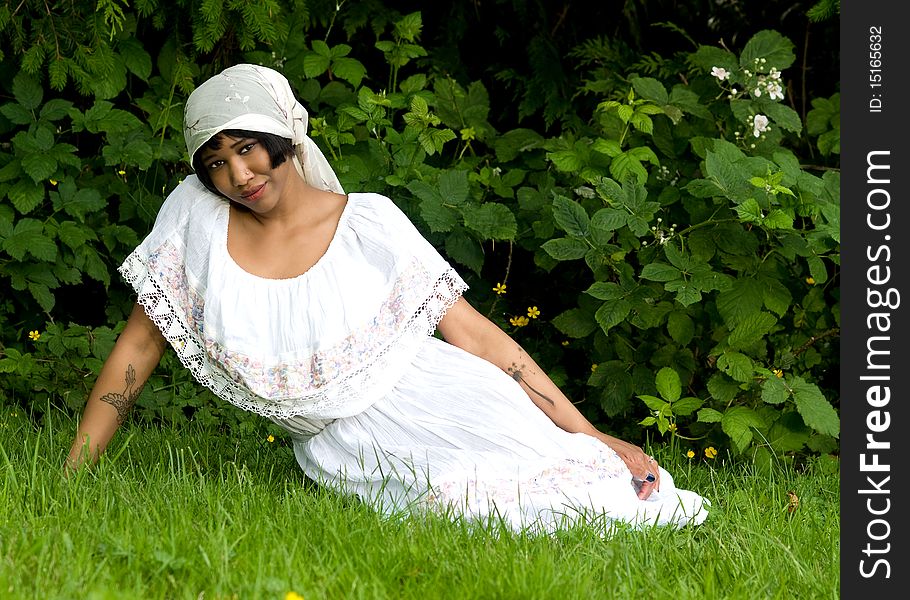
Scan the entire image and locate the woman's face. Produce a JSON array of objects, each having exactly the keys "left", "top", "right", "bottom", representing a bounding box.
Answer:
[{"left": 197, "top": 134, "right": 295, "bottom": 212}]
